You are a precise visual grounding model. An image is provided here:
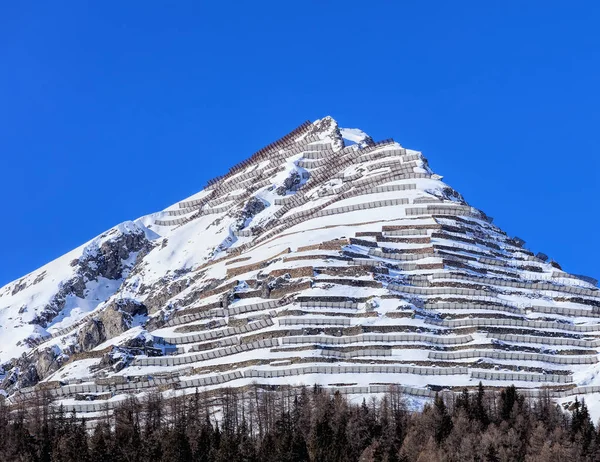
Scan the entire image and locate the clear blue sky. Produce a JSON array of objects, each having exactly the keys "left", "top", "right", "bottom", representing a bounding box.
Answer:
[{"left": 1, "top": 1, "right": 598, "bottom": 287}]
